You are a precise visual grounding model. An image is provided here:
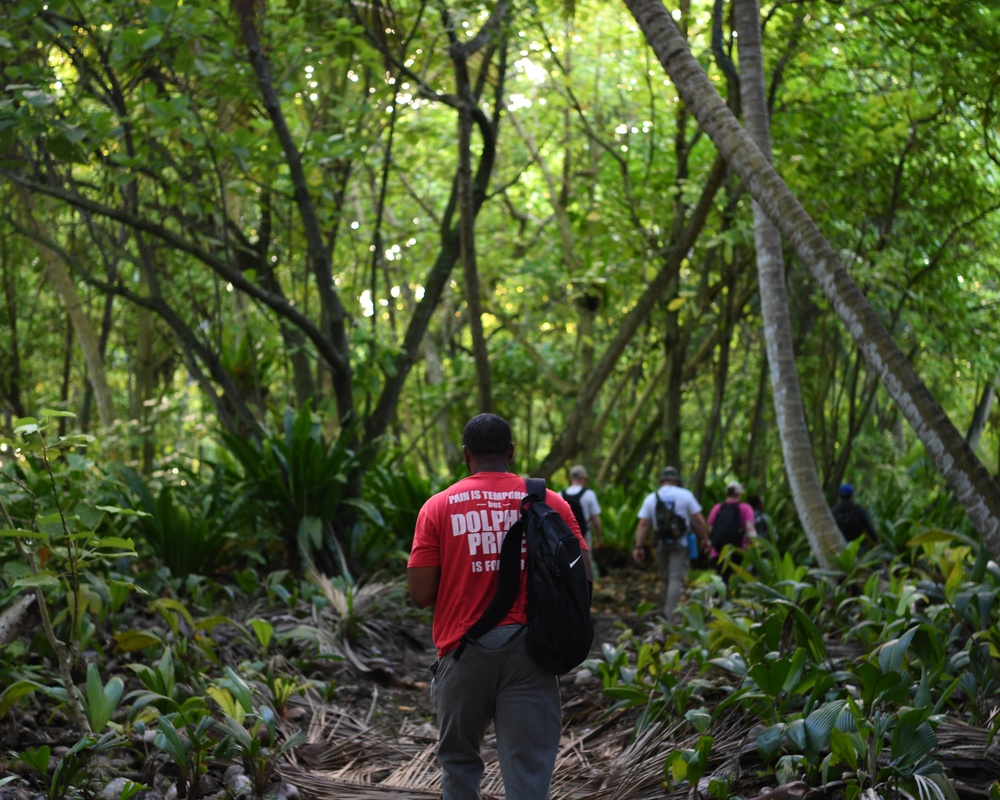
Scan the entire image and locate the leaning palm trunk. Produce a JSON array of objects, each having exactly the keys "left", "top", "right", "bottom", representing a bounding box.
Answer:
[
  {"left": 734, "top": 0, "right": 843, "bottom": 567},
  {"left": 623, "top": 0, "right": 1000, "bottom": 554}
]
